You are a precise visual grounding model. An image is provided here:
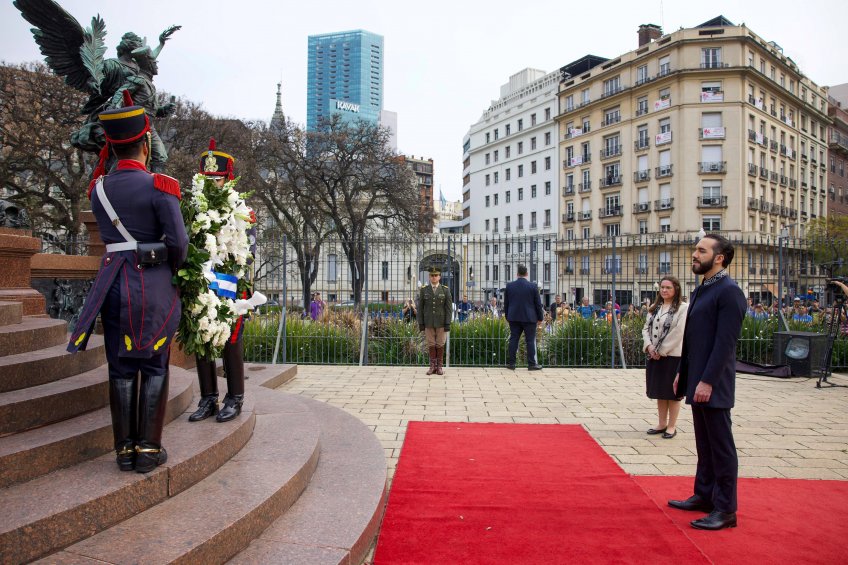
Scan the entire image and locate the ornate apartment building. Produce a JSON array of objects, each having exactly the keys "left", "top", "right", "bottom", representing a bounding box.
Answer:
[{"left": 558, "top": 16, "right": 829, "bottom": 242}]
